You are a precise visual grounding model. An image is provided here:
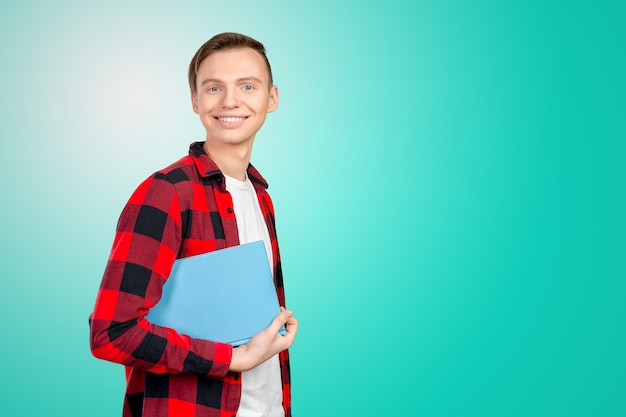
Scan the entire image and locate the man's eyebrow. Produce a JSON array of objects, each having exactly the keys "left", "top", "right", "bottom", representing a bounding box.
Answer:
[
  {"left": 237, "top": 76, "right": 264, "bottom": 84},
  {"left": 199, "top": 78, "right": 220, "bottom": 87},
  {"left": 199, "top": 76, "right": 265, "bottom": 87}
]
